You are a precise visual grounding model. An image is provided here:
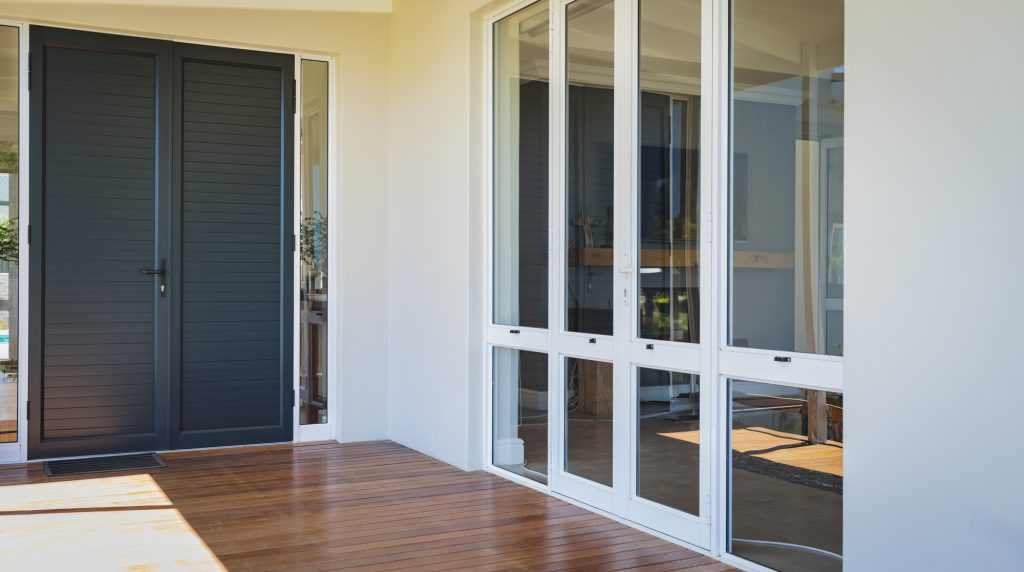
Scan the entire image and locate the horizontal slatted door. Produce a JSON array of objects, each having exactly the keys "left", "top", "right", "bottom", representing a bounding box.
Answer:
[
  {"left": 29, "top": 28, "right": 171, "bottom": 458},
  {"left": 174, "top": 45, "right": 293, "bottom": 449}
]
